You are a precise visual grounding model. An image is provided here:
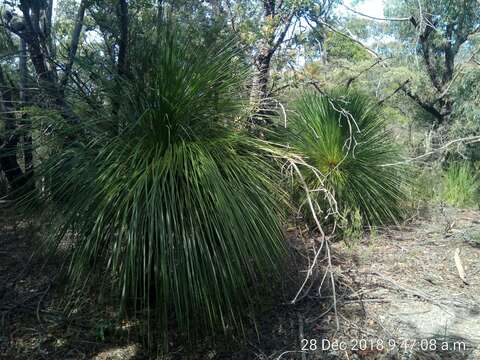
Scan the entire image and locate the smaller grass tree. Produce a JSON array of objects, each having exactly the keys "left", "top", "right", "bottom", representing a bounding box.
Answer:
[{"left": 289, "top": 89, "right": 407, "bottom": 226}]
